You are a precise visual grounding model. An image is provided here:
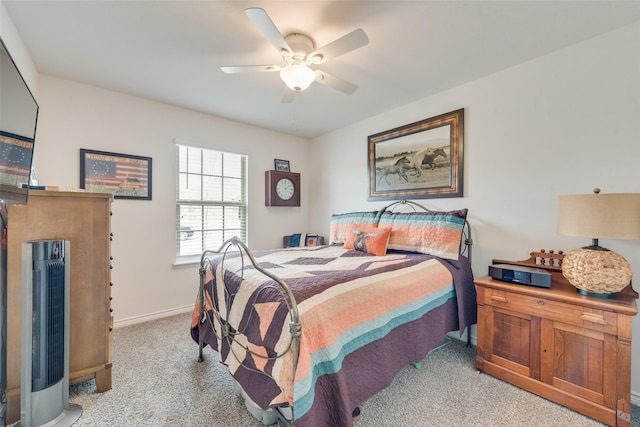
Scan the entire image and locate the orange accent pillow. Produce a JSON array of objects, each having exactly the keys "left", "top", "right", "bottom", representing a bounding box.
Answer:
[{"left": 343, "top": 225, "right": 391, "bottom": 256}]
